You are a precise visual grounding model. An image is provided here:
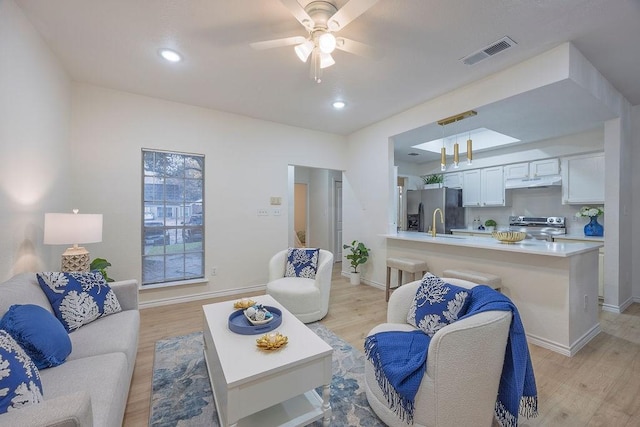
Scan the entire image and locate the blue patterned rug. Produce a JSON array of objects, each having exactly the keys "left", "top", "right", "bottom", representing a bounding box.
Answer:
[{"left": 149, "top": 322, "right": 384, "bottom": 426}]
